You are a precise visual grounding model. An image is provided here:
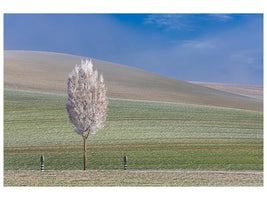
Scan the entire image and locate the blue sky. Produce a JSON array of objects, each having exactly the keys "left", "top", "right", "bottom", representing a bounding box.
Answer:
[{"left": 4, "top": 14, "right": 263, "bottom": 85}]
